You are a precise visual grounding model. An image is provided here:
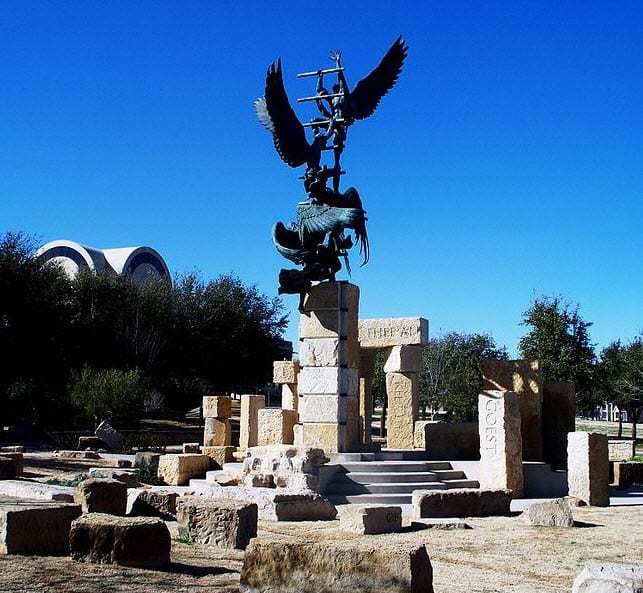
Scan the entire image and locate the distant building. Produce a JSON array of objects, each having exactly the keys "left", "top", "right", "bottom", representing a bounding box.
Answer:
[
  {"left": 593, "top": 402, "right": 642, "bottom": 423},
  {"left": 37, "top": 240, "right": 170, "bottom": 284}
]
